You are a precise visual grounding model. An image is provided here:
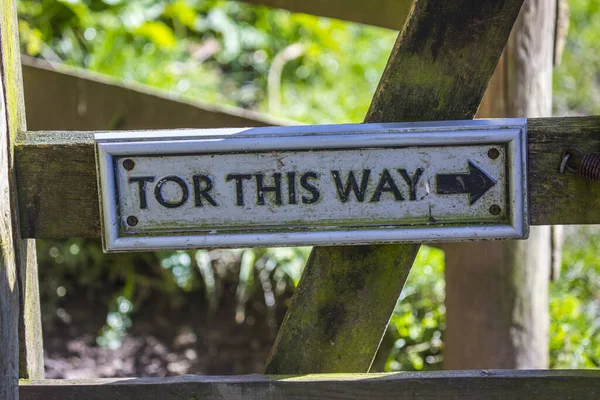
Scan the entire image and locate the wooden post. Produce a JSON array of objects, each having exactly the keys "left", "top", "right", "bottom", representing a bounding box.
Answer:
[
  {"left": 265, "top": 0, "right": 525, "bottom": 374},
  {"left": 0, "top": 3, "right": 44, "bottom": 399},
  {"left": 443, "top": 0, "right": 556, "bottom": 369}
]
